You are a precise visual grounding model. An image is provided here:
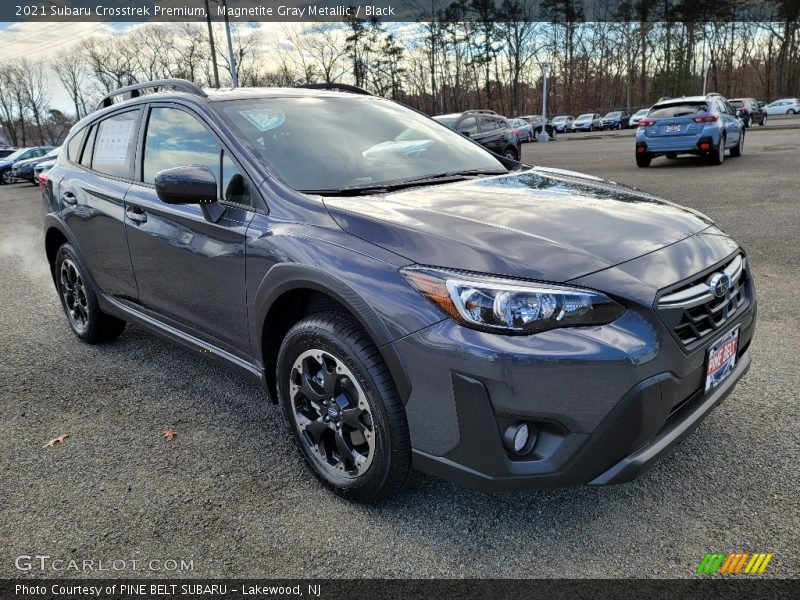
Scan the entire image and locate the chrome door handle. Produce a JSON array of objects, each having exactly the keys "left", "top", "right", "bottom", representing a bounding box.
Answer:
[{"left": 126, "top": 206, "right": 147, "bottom": 224}]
